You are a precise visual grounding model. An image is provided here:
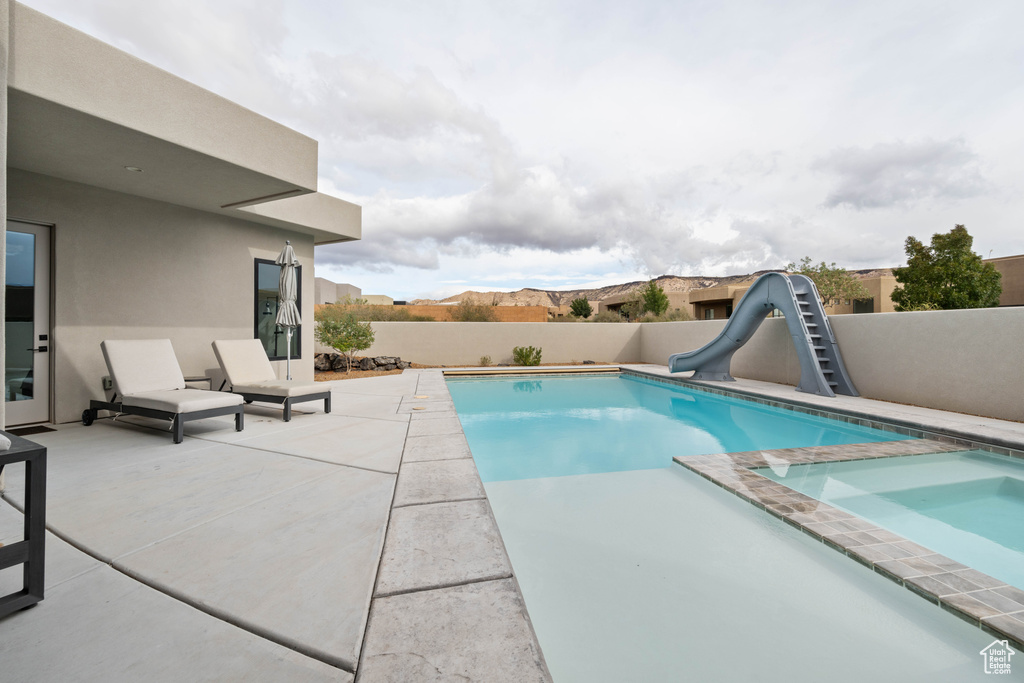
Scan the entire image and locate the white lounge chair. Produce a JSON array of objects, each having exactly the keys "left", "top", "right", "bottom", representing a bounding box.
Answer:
[
  {"left": 212, "top": 339, "right": 331, "bottom": 421},
  {"left": 83, "top": 339, "right": 244, "bottom": 443}
]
